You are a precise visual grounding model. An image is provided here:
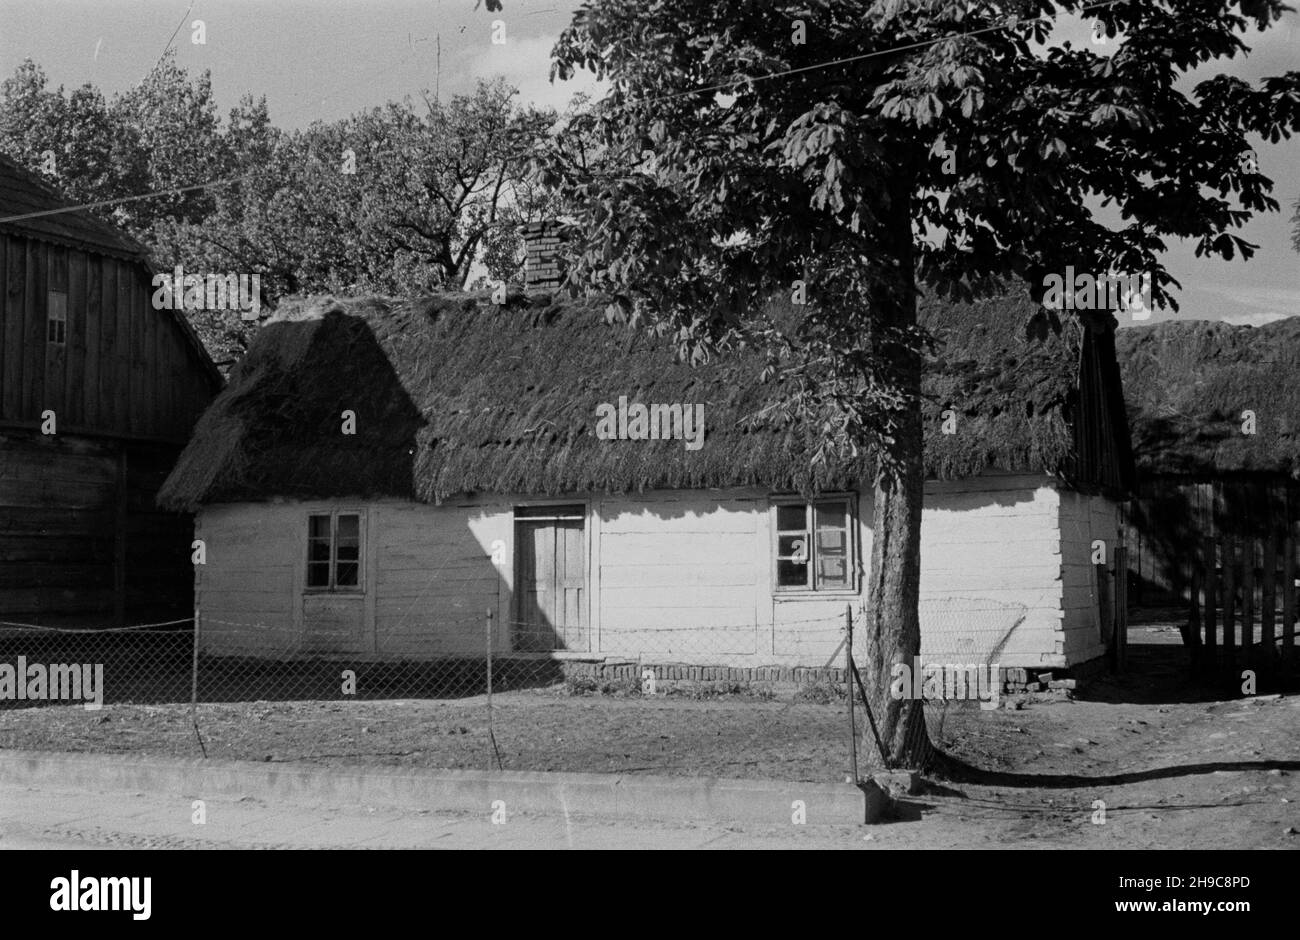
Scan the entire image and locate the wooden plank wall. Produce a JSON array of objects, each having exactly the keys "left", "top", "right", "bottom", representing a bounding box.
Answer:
[
  {"left": 0, "top": 430, "right": 194, "bottom": 625},
  {"left": 0, "top": 232, "right": 214, "bottom": 625},
  {"left": 1123, "top": 476, "right": 1300, "bottom": 607},
  {"left": 0, "top": 233, "right": 213, "bottom": 441},
  {"left": 0, "top": 431, "right": 117, "bottom": 620}
]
